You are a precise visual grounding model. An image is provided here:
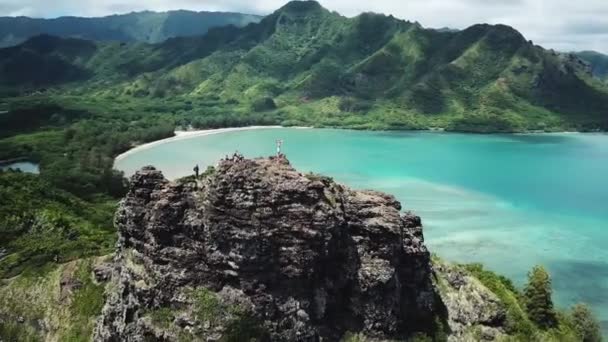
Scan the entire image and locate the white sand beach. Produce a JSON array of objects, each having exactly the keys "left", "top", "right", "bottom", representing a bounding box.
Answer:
[{"left": 114, "top": 126, "right": 302, "bottom": 163}]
